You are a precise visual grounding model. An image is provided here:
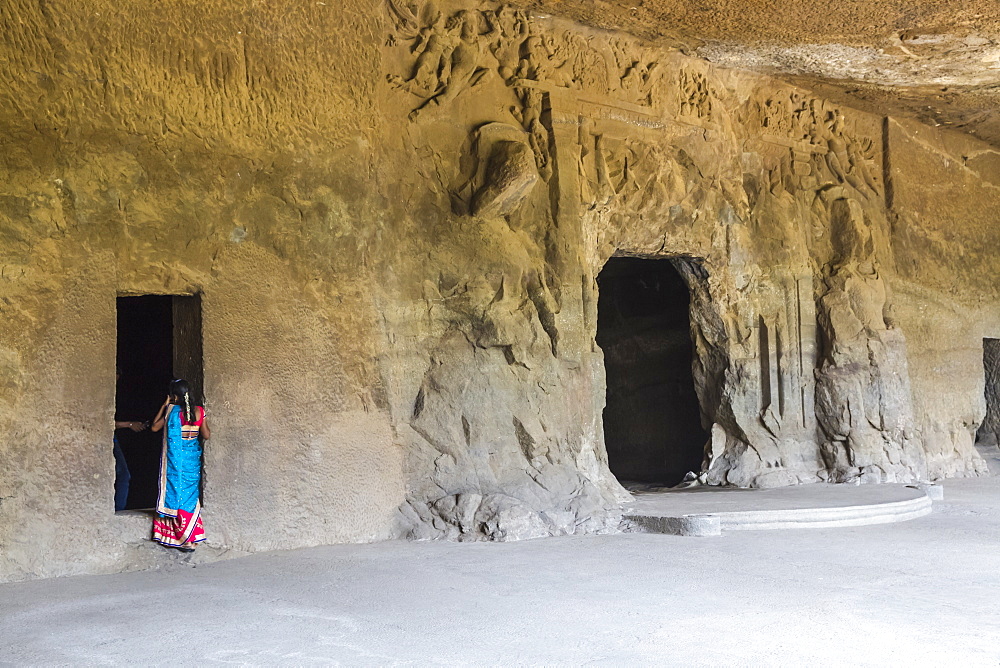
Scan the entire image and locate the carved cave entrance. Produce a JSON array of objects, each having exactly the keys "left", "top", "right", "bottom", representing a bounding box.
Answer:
[
  {"left": 115, "top": 295, "right": 203, "bottom": 510},
  {"left": 977, "top": 338, "right": 1000, "bottom": 447},
  {"left": 597, "top": 257, "right": 708, "bottom": 486}
]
